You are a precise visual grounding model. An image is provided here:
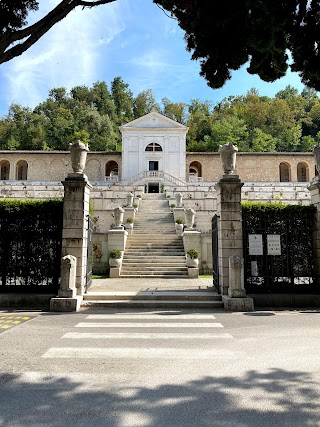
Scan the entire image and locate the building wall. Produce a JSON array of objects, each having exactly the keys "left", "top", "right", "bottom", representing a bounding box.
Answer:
[
  {"left": 0, "top": 151, "right": 316, "bottom": 184},
  {"left": 186, "top": 152, "right": 316, "bottom": 182}
]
